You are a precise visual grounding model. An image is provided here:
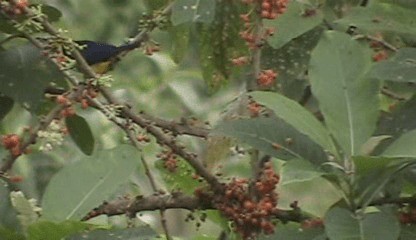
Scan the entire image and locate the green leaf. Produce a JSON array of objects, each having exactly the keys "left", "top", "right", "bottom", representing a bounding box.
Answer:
[
  {"left": 39, "top": 4, "right": 62, "bottom": 22},
  {"left": 0, "top": 16, "right": 19, "bottom": 34},
  {"left": 353, "top": 157, "right": 414, "bottom": 208},
  {"left": 401, "top": 225, "right": 416, "bottom": 240},
  {"left": 261, "top": 27, "right": 324, "bottom": 101},
  {"left": 169, "top": 24, "right": 190, "bottom": 63},
  {"left": 65, "top": 114, "right": 95, "bottom": 156},
  {"left": 197, "top": 0, "right": 246, "bottom": 91},
  {"left": 0, "top": 227, "right": 25, "bottom": 240},
  {"left": 10, "top": 191, "right": 40, "bottom": 232},
  {"left": 0, "top": 44, "right": 66, "bottom": 112},
  {"left": 41, "top": 145, "right": 140, "bottom": 222},
  {"left": 213, "top": 117, "right": 329, "bottom": 164},
  {"left": 335, "top": 3, "right": 416, "bottom": 37},
  {"left": 28, "top": 221, "right": 89, "bottom": 240},
  {"left": 324, "top": 207, "right": 400, "bottom": 240},
  {"left": 251, "top": 91, "right": 336, "bottom": 155},
  {"left": 143, "top": 0, "right": 168, "bottom": 10},
  {"left": 0, "top": 95, "right": 14, "bottom": 121},
  {"left": 67, "top": 226, "right": 157, "bottom": 240},
  {"left": 280, "top": 159, "right": 324, "bottom": 185},
  {"left": 260, "top": 222, "right": 325, "bottom": 240},
  {"left": 374, "top": 96, "right": 416, "bottom": 154},
  {"left": 382, "top": 129, "right": 416, "bottom": 157},
  {"left": 353, "top": 156, "right": 402, "bottom": 175},
  {"left": 265, "top": 1, "right": 323, "bottom": 49},
  {"left": 359, "top": 135, "right": 391, "bottom": 156},
  {"left": 368, "top": 48, "right": 416, "bottom": 82},
  {"left": 309, "top": 31, "right": 379, "bottom": 156},
  {"left": 155, "top": 158, "right": 200, "bottom": 195},
  {"left": 171, "top": 0, "right": 216, "bottom": 25}
]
